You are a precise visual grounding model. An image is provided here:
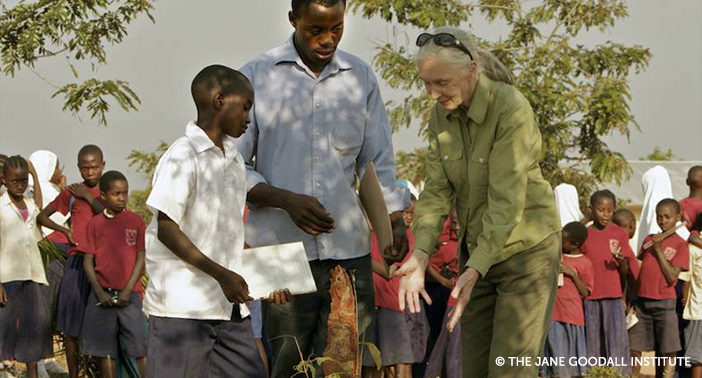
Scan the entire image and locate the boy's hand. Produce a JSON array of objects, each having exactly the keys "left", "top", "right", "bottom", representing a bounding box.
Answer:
[
  {"left": 440, "top": 276, "right": 454, "bottom": 289},
  {"left": 267, "top": 289, "right": 292, "bottom": 305},
  {"left": 283, "top": 193, "right": 335, "bottom": 236},
  {"left": 218, "top": 270, "right": 253, "bottom": 304},
  {"left": 62, "top": 229, "right": 77, "bottom": 245},
  {"left": 560, "top": 263, "right": 577, "bottom": 278},
  {"left": 116, "top": 290, "right": 131, "bottom": 307},
  {"left": 388, "top": 264, "right": 399, "bottom": 277},
  {"left": 385, "top": 211, "right": 409, "bottom": 263},
  {"left": 67, "top": 183, "right": 94, "bottom": 201},
  {"left": 96, "top": 289, "right": 115, "bottom": 307},
  {"left": 0, "top": 284, "right": 7, "bottom": 306}
]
